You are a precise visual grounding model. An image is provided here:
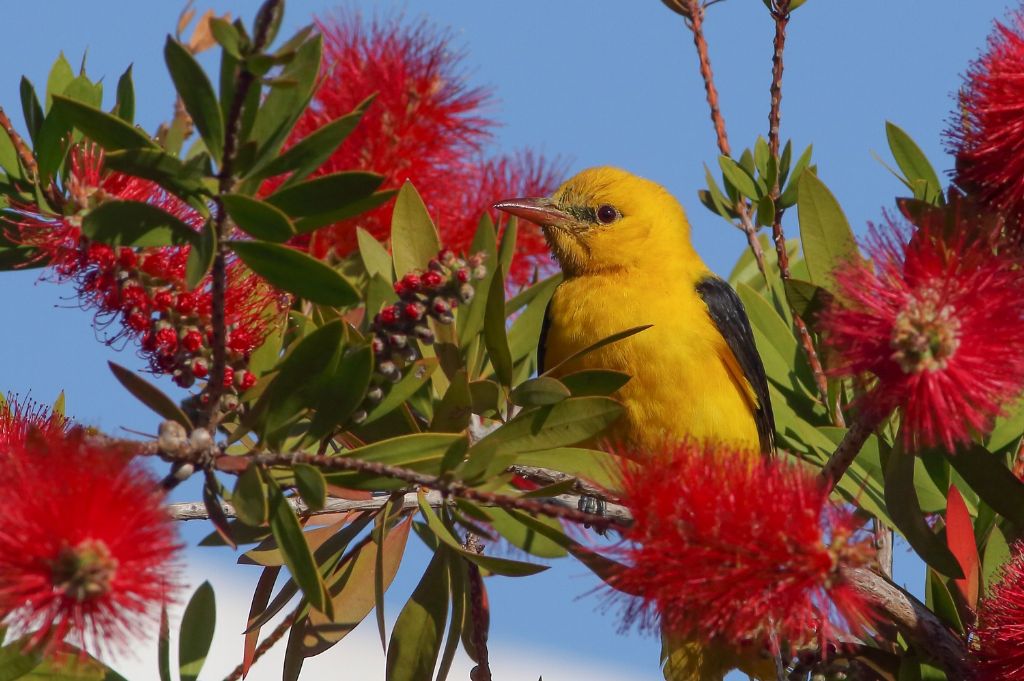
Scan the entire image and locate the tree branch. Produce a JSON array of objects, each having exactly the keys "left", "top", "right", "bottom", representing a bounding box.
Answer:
[
  {"left": 819, "top": 409, "right": 886, "bottom": 490},
  {"left": 841, "top": 567, "right": 969, "bottom": 679},
  {"left": 205, "top": 0, "right": 282, "bottom": 425},
  {"left": 683, "top": 0, "right": 768, "bottom": 278},
  {"left": 0, "top": 106, "right": 37, "bottom": 182}
]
